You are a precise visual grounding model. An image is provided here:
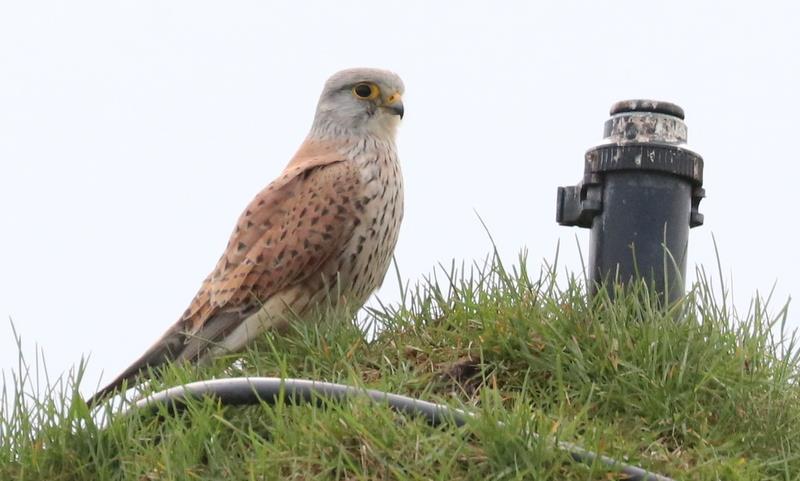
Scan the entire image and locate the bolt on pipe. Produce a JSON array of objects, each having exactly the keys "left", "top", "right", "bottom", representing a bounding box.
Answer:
[{"left": 556, "top": 100, "right": 705, "bottom": 303}]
